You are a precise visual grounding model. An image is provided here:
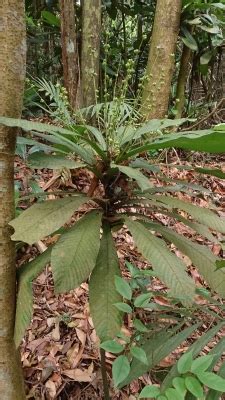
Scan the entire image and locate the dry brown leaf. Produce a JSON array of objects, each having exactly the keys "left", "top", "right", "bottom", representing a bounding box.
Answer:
[
  {"left": 212, "top": 243, "right": 222, "bottom": 256},
  {"left": 62, "top": 367, "right": 94, "bottom": 382},
  {"left": 52, "top": 322, "right": 60, "bottom": 341},
  {"left": 67, "top": 343, "right": 79, "bottom": 366},
  {"left": 27, "top": 338, "right": 48, "bottom": 352},
  {"left": 76, "top": 328, "right": 86, "bottom": 346},
  {"left": 45, "top": 379, "right": 57, "bottom": 398},
  {"left": 154, "top": 296, "right": 170, "bottom": 306},
  {"left": 159, "top": 355, "right": 176, "bottom": 367},
  {"left": 42, "top": 366, "right": 55, "bottom": 382},
  {"left": 68, "top": 328, "right": 87, "bottom": 368}
]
